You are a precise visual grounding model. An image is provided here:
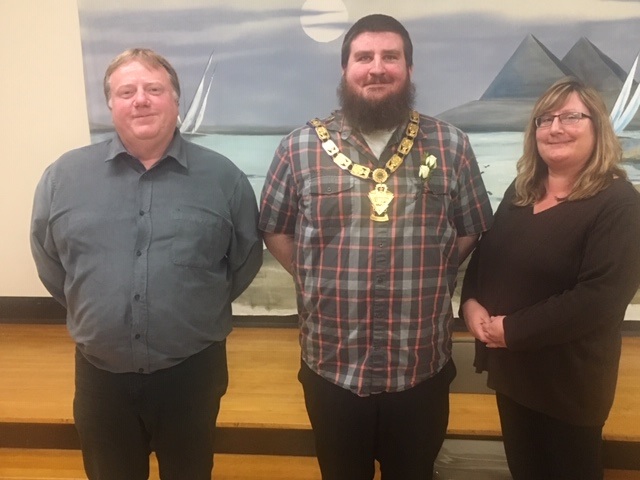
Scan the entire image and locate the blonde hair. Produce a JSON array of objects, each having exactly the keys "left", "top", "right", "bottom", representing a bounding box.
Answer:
[
  {"left": 514, "top": 76, "right": 626, "bottom": 206},
  {"left": 103, "top": 48, "right": 180, "bottom": 104}
]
